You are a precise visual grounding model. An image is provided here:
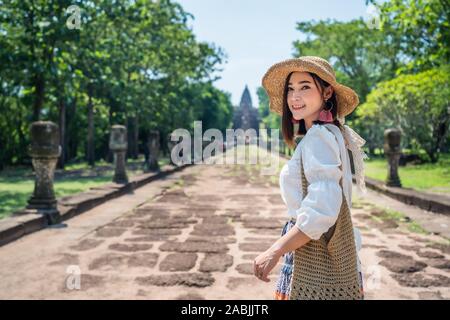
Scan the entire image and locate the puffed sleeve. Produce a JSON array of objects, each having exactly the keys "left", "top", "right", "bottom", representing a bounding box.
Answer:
[
  {"left": 294, "top": 125, "right": 343, "bottom": 240},
  {"left": 279, "top": 144, "right": 303, "bottom": 217}
]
